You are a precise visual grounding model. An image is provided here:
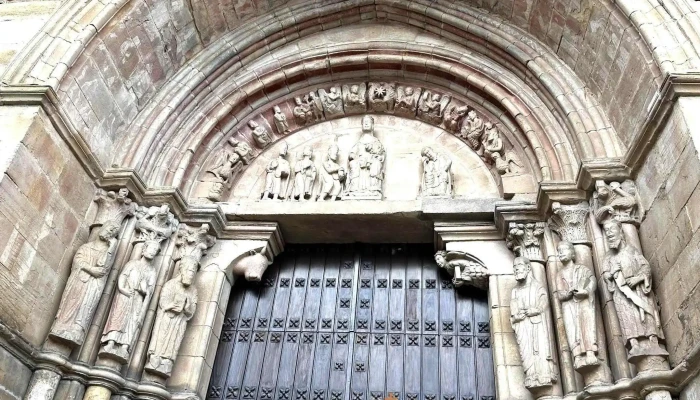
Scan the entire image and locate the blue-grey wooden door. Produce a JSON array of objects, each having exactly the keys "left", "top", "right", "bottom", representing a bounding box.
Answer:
[{"left": 207, "top": 244, "right": 495, "bottom": 400}]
